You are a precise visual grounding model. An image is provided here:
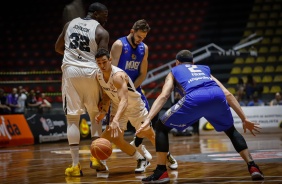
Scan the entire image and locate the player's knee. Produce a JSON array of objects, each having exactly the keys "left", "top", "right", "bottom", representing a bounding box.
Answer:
[
  {"left": 66, "top": 115, "right": 81, "bottom": 145},
  {"left": 155, "top": 119, "right": 171, "bottom": 133},
  {"left": 224, "top": 125, "right": 248, "bottom": 153},
  {"left": 66, "top": 114, "right": 80, "bottom": 125}
]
